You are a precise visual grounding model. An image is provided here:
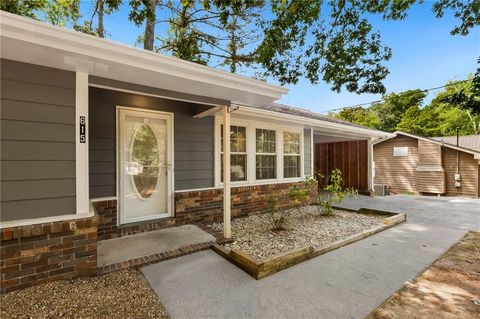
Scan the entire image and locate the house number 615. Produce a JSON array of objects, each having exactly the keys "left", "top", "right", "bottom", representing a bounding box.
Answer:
[{"left": 79, "top": 116, "right": 86, "bottom": 143}]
